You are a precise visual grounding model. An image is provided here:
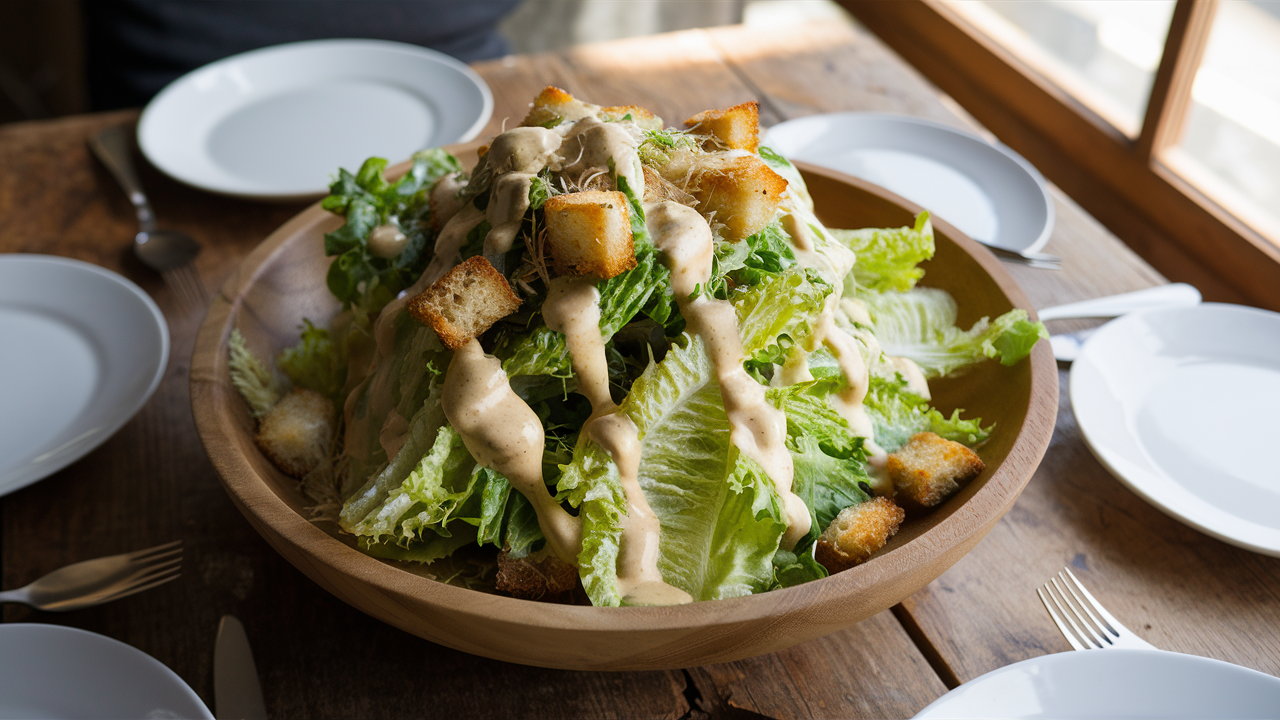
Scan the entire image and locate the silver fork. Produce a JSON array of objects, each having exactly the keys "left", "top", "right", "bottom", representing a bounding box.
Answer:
[
  {"left": 1038, "top": 567, "right": 1157, "bottom": 650},
  {"left": 982, "top": 243, "right": 1062, "bottom": 270},
  {"left": 89, "top": 125, "right": 207, "bottom": 313},
  {"left": 0, "top": 541, "right": 182, "bottom": 612}
]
